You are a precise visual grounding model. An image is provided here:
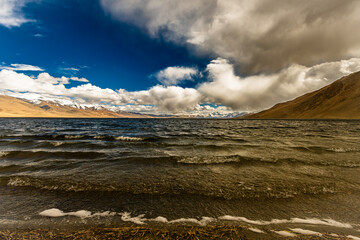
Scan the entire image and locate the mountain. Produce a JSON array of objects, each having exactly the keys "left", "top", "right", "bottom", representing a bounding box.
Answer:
[
  {"left": 0, "top": 95, "right": 151, "bottom": 118},
  {"left": 243, "top": 71, "right": 360, "bottom": 119}
]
